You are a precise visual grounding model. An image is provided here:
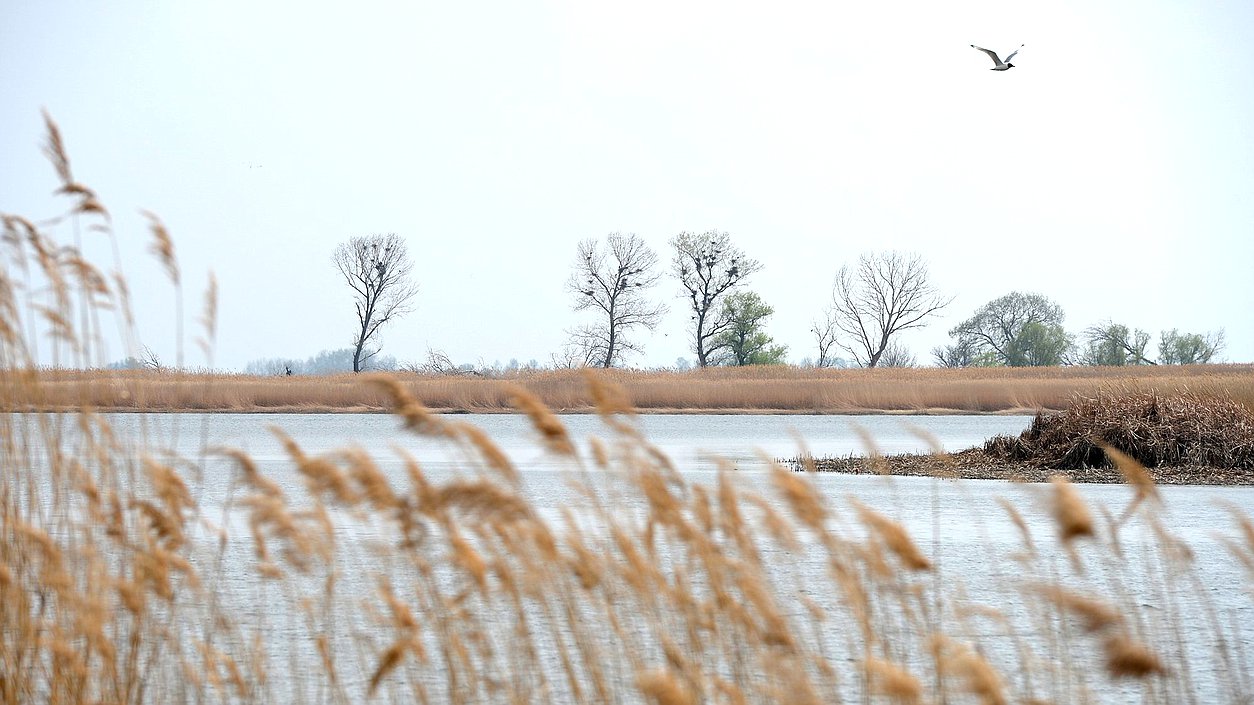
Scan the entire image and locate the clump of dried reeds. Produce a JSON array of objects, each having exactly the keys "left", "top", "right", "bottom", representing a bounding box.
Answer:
[{"left": 985, "top": 388, "right": 1254, "bottom": 470}]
